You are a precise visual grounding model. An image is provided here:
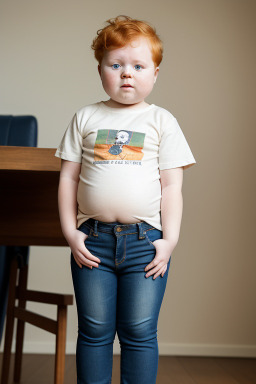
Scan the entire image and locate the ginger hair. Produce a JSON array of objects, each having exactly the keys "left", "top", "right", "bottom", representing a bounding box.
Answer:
[{"left": 91, "top": 15, "right": 163, "bottom": 67}]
